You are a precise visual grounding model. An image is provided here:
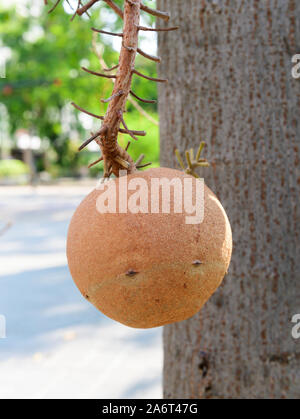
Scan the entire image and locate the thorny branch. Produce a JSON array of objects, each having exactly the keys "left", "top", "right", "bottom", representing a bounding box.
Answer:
[
  {"left": 46, "top": 0, "right": 177, "bottom": 179},
  {"left": 91, "top": 34, "right": 158, "bottom": 121}
]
